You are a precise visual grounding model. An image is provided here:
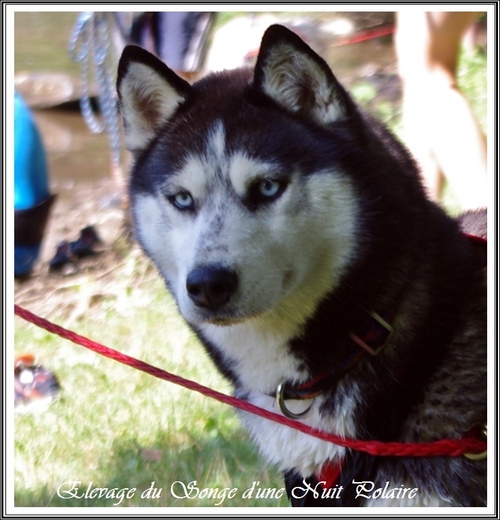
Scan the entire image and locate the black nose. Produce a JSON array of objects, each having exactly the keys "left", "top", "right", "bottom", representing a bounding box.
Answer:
[{"left": 186, "top": 265, "right": 238, "bottom": 310}]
